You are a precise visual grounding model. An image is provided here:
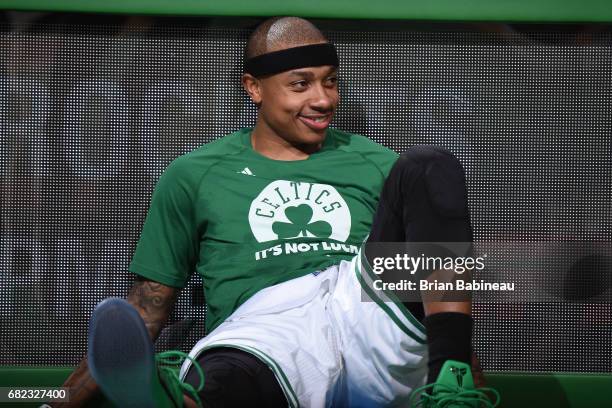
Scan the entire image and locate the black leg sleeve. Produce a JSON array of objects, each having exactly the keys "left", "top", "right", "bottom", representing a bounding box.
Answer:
[
  {"left": 183, "top": 347, "right": 287, "bottom": 408},
  {"left": 369, "top": 145, "right": 472, "bottom": 243},
  {"left": 367, "top": 145, "right": 474, "bottom": 322}
]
